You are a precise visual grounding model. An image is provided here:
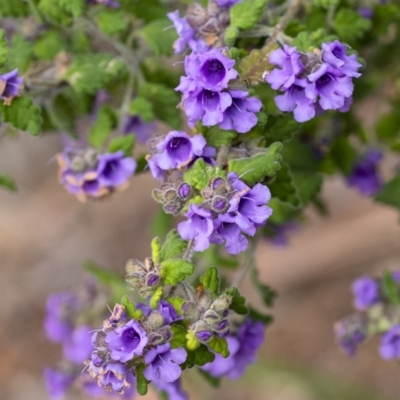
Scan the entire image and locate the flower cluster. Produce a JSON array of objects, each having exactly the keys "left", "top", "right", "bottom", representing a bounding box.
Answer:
[
  {"left": 178, "top": 172, "right": 272, "bottom": 254},
  {"left": 335, "top": 271, "right": 400, "bottom": 359},
  {"left": 176, "top": 49, "right": 262, "bottom": 133},
  {"left": 0, "top": 69, "right": 23, "bottom": 105},
  {"left": 56, "top": 147, "right": 136, "bottom": 201},
  {"left": 265, "top": 41, "right": 362, "bottom": 122}
]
